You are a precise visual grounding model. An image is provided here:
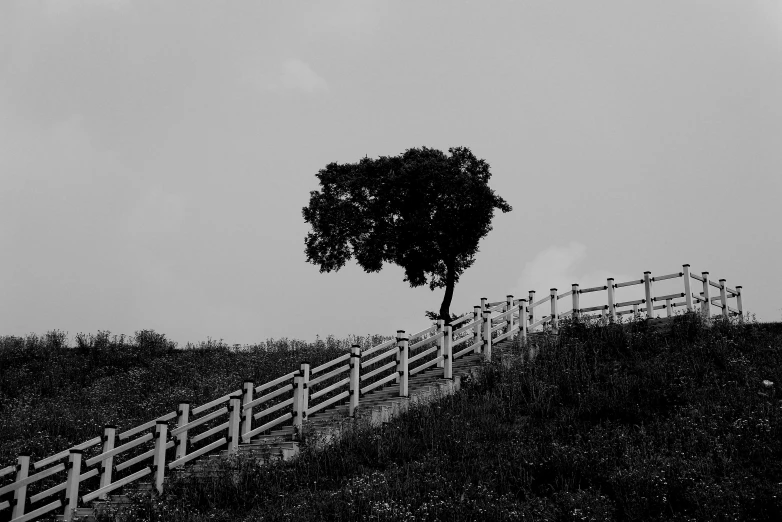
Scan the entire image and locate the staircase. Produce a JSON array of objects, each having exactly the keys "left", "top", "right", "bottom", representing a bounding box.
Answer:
[{"left": 68, "top": 340, "right": 520, "bottom": 521}]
